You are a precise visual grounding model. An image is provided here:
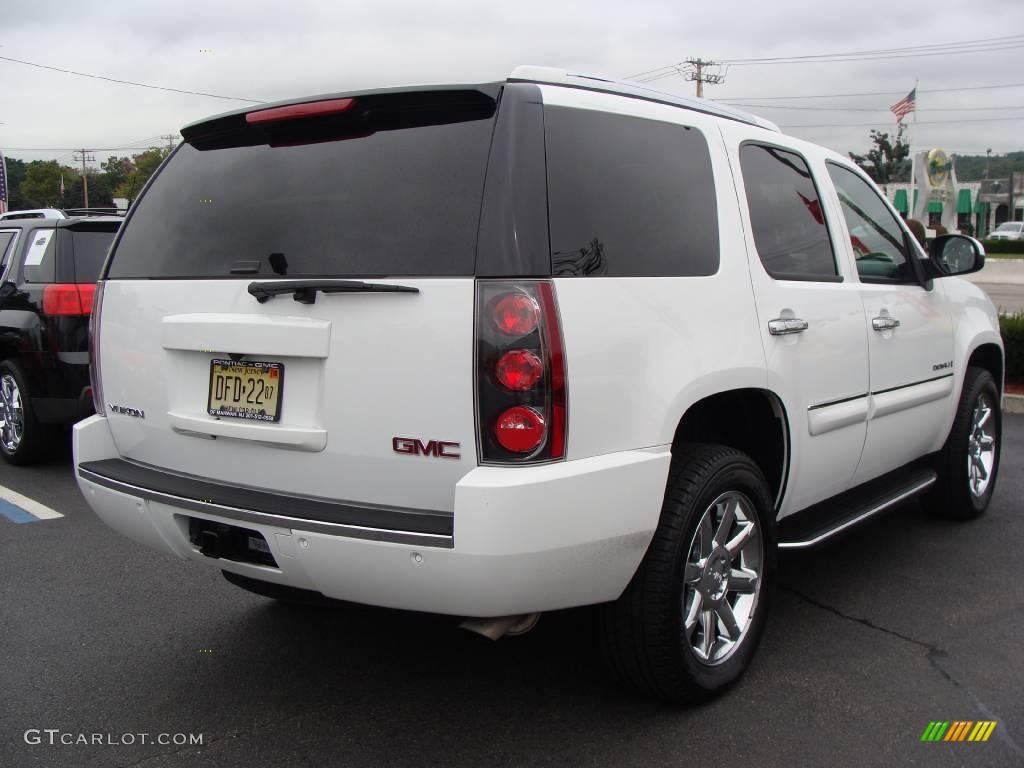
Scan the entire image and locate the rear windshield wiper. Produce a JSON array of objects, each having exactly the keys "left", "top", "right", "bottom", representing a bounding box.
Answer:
[{"left": 248, "top": 279, "right": 419, "bottom": 304}]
